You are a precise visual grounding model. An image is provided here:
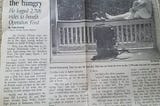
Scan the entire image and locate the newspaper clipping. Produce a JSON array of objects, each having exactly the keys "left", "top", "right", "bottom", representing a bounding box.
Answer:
[{"left": 1, "top": 0, "right": 160, "bottom": 106}]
